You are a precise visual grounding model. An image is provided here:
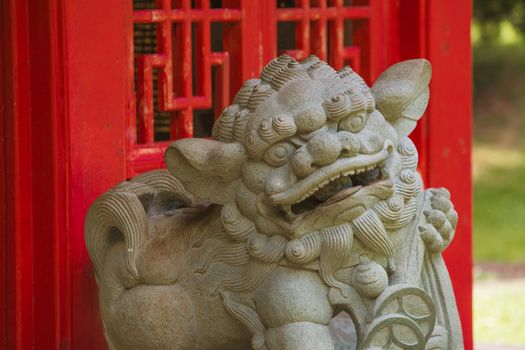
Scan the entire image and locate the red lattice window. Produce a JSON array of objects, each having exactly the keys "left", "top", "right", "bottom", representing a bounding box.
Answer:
[
  {"left": 128, "top": 0, "right": 387, "bottom": 176},
  {"left": 276, "top": 0, "right": 370, "bottom": 73}
]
